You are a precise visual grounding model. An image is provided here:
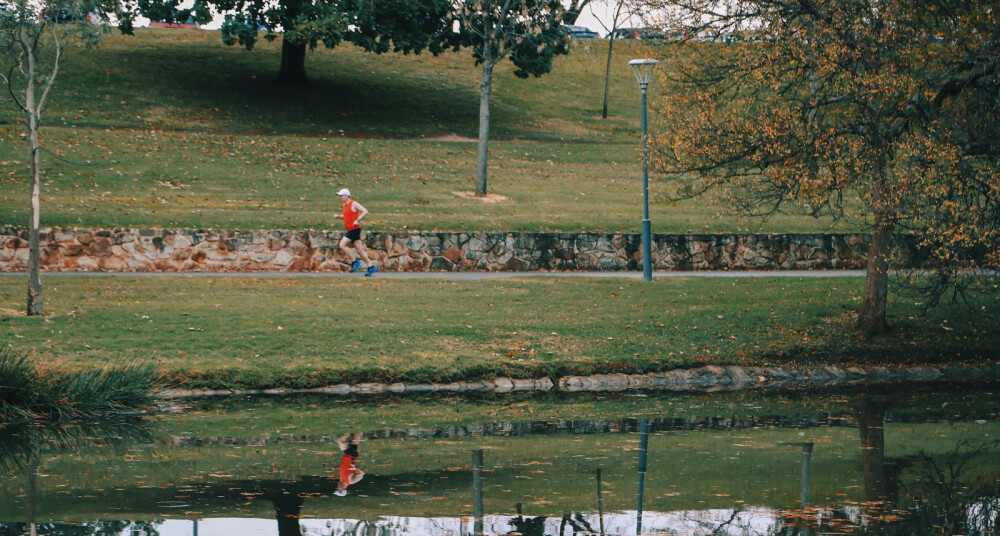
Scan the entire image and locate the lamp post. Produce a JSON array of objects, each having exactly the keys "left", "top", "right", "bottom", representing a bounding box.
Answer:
[{"left": 629, "top": 59, "right": 657, "bottom": 282}]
